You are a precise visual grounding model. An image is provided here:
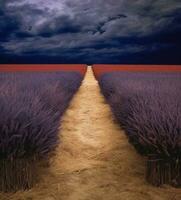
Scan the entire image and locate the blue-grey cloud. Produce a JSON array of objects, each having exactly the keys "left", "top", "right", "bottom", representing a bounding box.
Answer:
[{"left": 0, "top": 0, "right": 181, "bottom": 63}]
